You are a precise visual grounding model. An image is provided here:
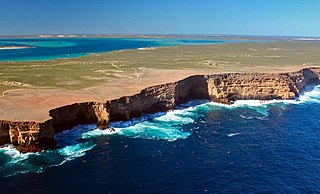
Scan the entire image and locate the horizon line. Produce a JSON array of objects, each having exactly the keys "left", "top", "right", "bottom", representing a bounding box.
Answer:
[{"left": 0, "top": 33, "right": 320, "bottom": 38}]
